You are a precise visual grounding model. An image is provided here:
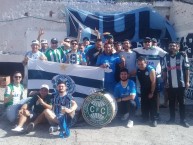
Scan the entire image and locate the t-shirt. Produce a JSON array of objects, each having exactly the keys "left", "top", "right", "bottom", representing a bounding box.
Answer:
[
  {"left": 25, "top": 51, "right": 46, "bottom": 59},
  {"left": 162, "top": 52, "right": 190, "bottom": 88},
  {"left": 4, "top": 83, "right": 24, "bottom": 107},
  {"left": 52, "top": 94, "right": 73, "bottom": 117},
  {"left": 133, "top": 46, "right": 167, "bottom": 77},
  {"left": 27, "top": 94, "right": 52, "bottom": 114},
  {"left": 119, "top": 50, "right": 137, "bottom": 74},
  {"left": 96, "top": 53, "right": 121, "bottom": 83},
  {"left": 64, "top": 51, "right": 86, "bottom": 64},
  {"left": 114, "top": 80, "right": 136, "bottom": 99},
  {"left": 45, "top": 48, "right": 64, "bottom": 63}
]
